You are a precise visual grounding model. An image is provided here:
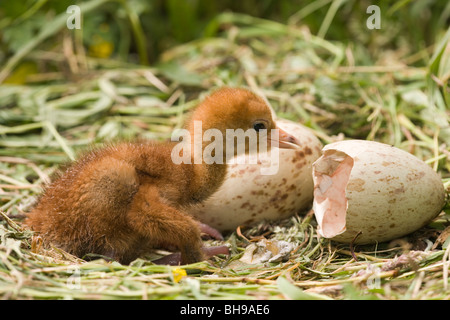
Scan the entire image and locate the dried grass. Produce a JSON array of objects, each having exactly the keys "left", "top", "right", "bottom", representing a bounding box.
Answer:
[{"left": 0, "top": 9, "right": 449, "bottom": 300}]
